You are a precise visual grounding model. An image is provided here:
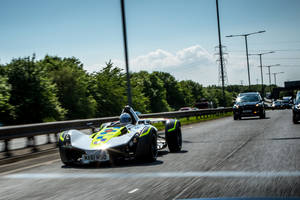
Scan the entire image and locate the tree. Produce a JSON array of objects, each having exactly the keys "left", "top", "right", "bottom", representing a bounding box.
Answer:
[
  {"left": 5, "top": 55, "right": 65, "bottom": 124},
  {"left": 132, "top": 71, "right": 170, "bottom": 113},
  {"left": 39, "top": 56, "right": 97, "bottom": 119},
  {"left": 179, "top": 80, "right": 205, "bottom": 107},
  {"left": 152, "top": 72, "right": 184, "bottom": 110},
  {"left": 89, "top": 61, "right": 127, "bottom": 117},
  {"left": 0, "top": 75, "right": 15, "bottom": 125}
]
